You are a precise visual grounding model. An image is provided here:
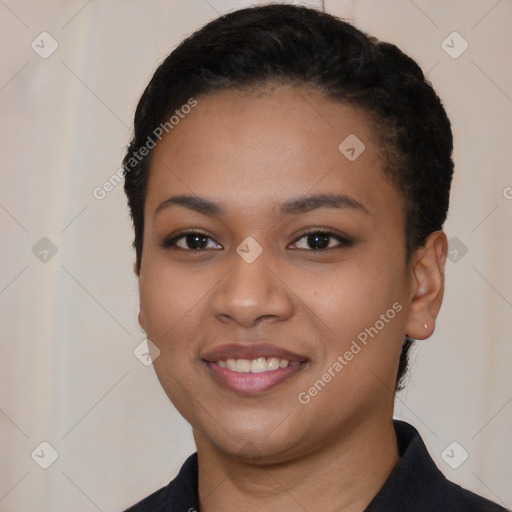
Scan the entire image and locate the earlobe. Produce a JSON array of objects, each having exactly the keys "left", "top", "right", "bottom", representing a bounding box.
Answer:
[
  {"left": 405, "top": 231, "right": 448, "bottom": 340},
  {"left": 138, "top": 307, "right": 146, "bottom": 334}
]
